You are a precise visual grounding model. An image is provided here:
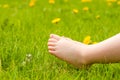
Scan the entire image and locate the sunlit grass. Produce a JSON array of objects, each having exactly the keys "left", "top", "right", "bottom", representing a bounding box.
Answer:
[{"left": 0, "top": 0, "right": 120, "bottom": 80}]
